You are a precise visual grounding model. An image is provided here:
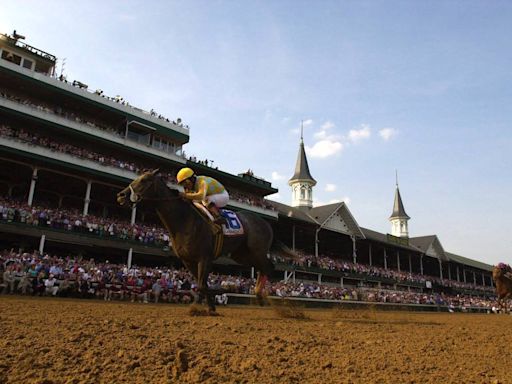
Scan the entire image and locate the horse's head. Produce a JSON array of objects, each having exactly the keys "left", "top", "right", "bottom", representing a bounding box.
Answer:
[{"left": 117, "top": 169, "right": 160, "bottom": 206}]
